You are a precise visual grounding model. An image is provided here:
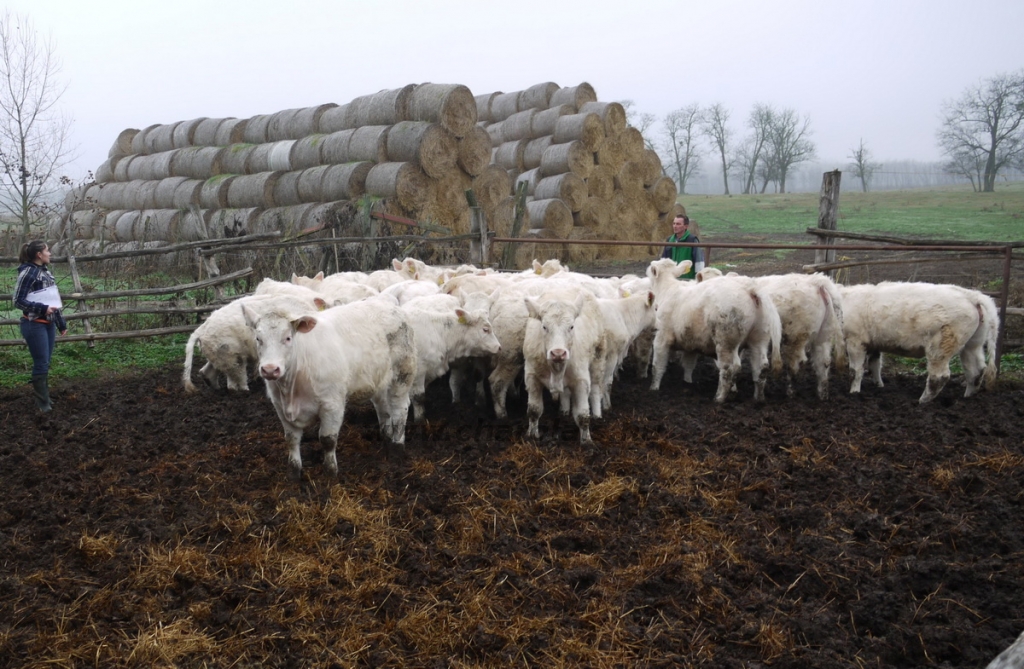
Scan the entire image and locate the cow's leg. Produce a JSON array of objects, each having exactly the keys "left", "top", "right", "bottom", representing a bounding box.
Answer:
[
  {"left": 920, "top": 354, "right": 952, "bottom": 404},
  {"left": 224, "top": 361, "right": 250, "bottom": 392},
  {"left": 524, "top": 368, "right": 545, "bottom": 439},
  {"left": 318, "top": 404, "right": 345, "bottom": 477},
  {"left": 199, "top": 362, "right": 221, "bottom": 390},
  {"left": 809, "top": 340, "right": 832, "bottom": 400},
  {"left": 960, "top": 344, "right": 986, "bottom": 397},
  {"left": 489, "top": 360, "right": 521, "bottom": 419},
  {"left": 847, "top": 344, "right": 867, "bottom": 393},
  {"left": 650, "top": 330, "right": 672, "bottom": 391},
  {"left": 748, "top": 342, "right": 771, "bottom": 403},
  {"left": 571, "top": 378, "right": 593, "bottom": 445},
  {"left": 715, "top": 347, "right": 742, "bottom": 404},
  {"left": 282, "top": 423, "right": 305, "bottom": 482},
  {"left": 868, "top": 352, "right": 884, "bottom": 387},
  {"left": 410, "top": 375, "right": 427, "bottom": 423}
]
